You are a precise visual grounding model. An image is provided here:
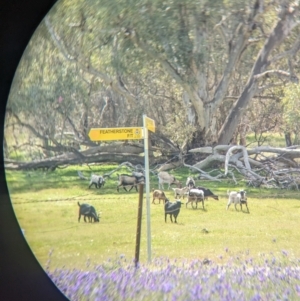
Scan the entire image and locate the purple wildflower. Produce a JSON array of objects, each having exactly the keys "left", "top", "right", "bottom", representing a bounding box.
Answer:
[{"left": 46, "top": 252, "right": 300, "bottom": 301}]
